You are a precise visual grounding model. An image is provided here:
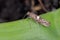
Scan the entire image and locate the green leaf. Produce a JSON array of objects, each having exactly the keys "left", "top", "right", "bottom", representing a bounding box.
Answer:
[{"left": 0, "top": 9, "right": 60, "bottom": 40}]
